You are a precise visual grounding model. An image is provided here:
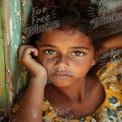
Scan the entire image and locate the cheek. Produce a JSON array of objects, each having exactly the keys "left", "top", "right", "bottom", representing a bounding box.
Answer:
[
  {"left": 71, "top": 57, "right": 92, "bottom": 65},
  {"left": 37, "top": 53, "right": 44, "bottom": 64},
  {"left": 38, "top": 56, "right": 57, "bottom": 71},
  {"left": 36, "top": 51, "right": 56, "bottom": 74},
  {"left": 43, "top": 57, "right": 58, "bottom": 66},
  {"left": 71, "top": 57, "right": 94, "bottom": 71},
  {"left": 71, "top": 59, "right": 92, "bottom": 77}
]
